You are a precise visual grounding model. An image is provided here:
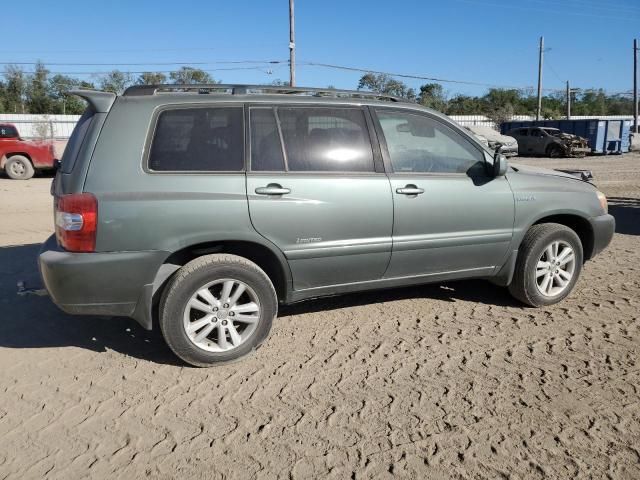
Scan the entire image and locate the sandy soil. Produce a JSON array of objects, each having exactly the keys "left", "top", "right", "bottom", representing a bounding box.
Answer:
[{"left": 0, "top": 155, "right": 639, "bottom": 479}]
